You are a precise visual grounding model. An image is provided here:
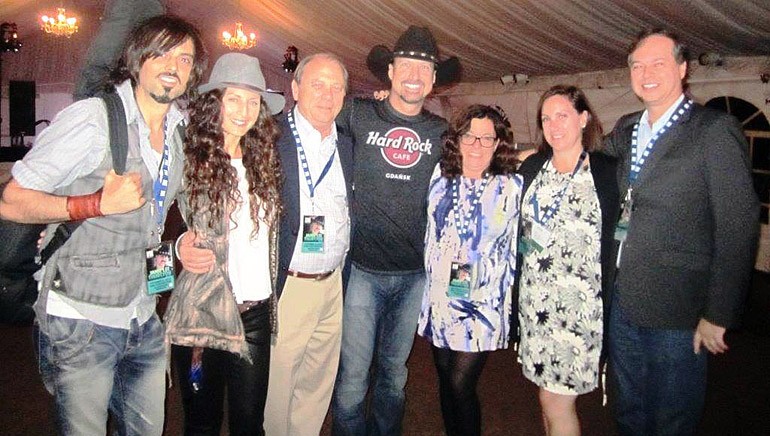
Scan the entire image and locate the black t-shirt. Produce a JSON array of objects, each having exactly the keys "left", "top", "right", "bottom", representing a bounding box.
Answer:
[{"left": 337, "top": 98, "right": 447, "bottom": 272}]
